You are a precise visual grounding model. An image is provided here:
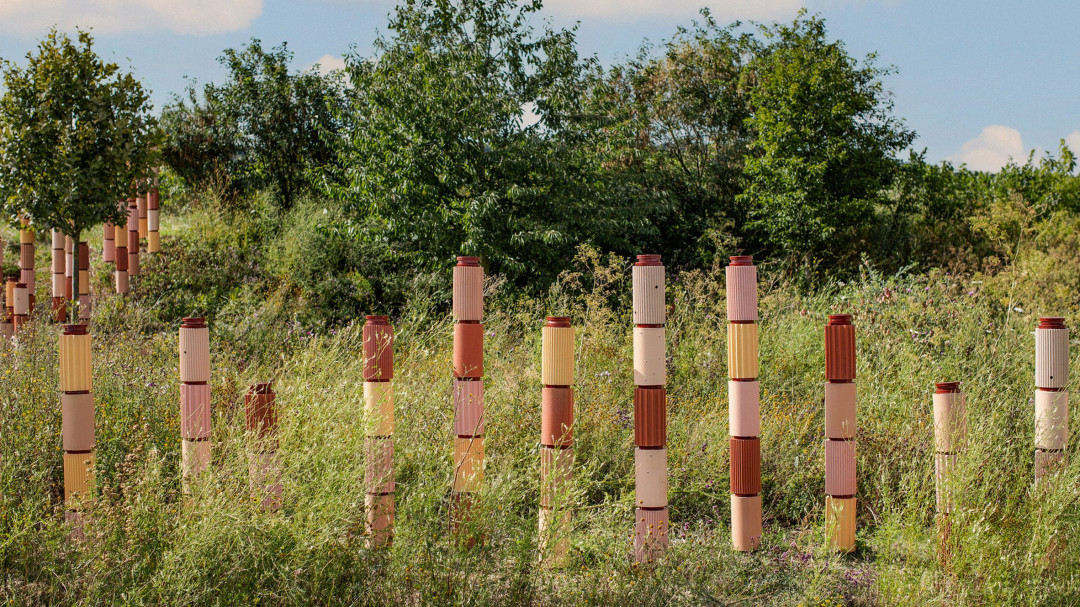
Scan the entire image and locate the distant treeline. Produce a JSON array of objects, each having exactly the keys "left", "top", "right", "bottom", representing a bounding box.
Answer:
[{"left": 158, "top": 0, "right": 1080, "bottom": 301}]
